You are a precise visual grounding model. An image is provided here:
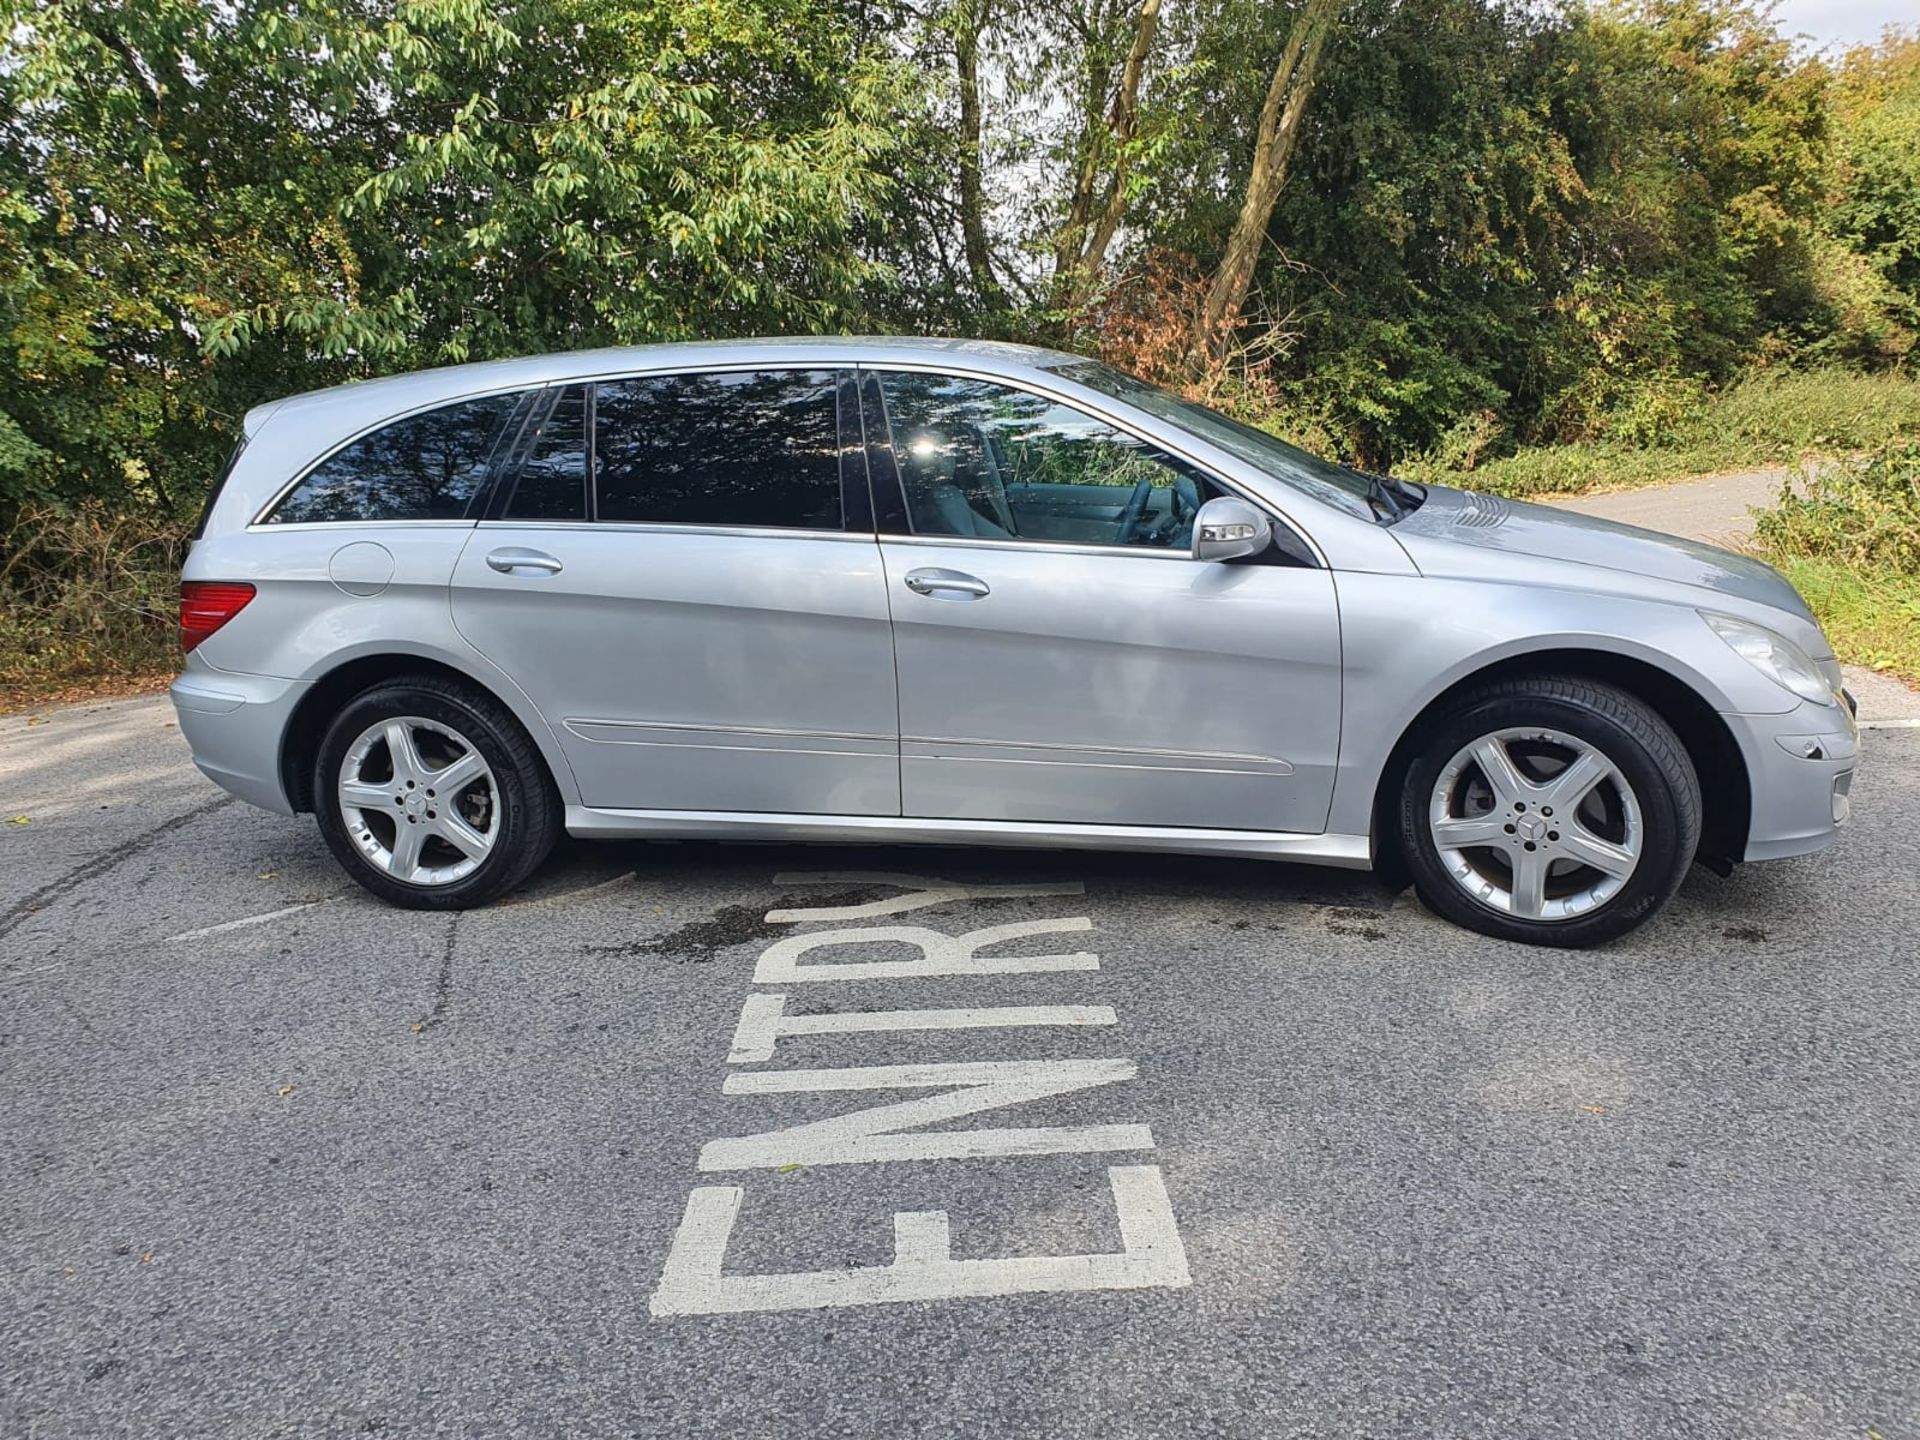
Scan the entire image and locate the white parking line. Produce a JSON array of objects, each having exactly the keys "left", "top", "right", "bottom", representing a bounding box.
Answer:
[
  {"left": 1860, "top": 717, "right": 1920, "bottom": 730},
  {"left": 166, "top": 898, "right": 338, "bottom": 942}
]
